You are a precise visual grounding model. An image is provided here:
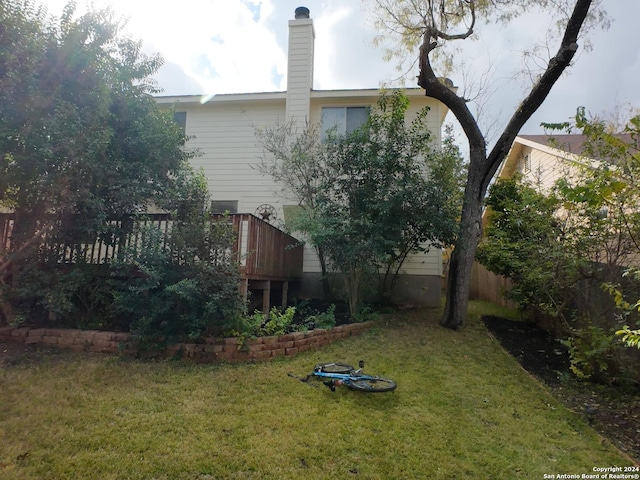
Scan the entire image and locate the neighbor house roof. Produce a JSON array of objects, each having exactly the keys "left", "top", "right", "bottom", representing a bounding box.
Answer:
[
  {"left": 499, "top": 133, "right": 636, "bottom": 179},
  {"left": 518, "top": 134, "right": 591, "bottom": 156},
  {"left": 518, "top": 133, "right": 635, "bottom": 157}
]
